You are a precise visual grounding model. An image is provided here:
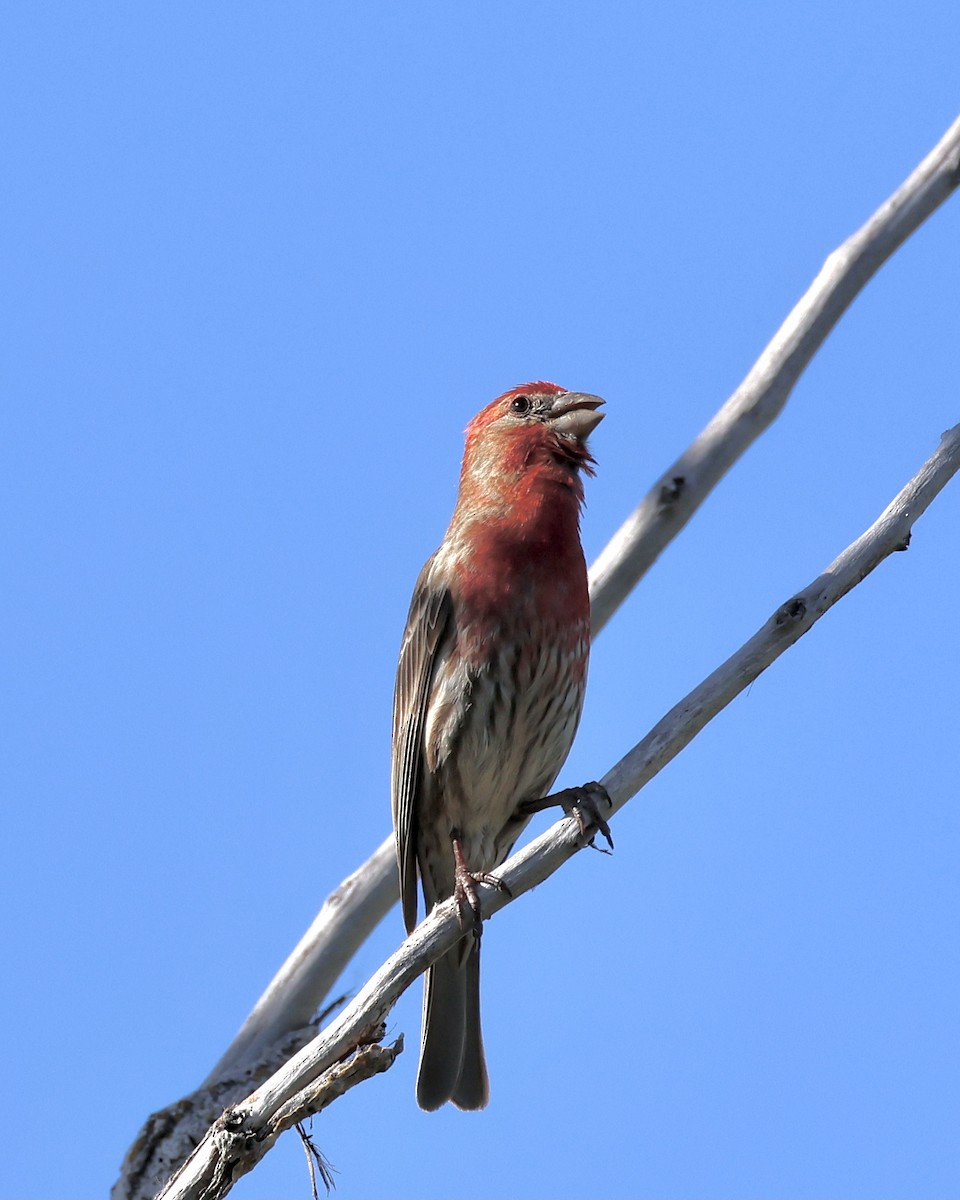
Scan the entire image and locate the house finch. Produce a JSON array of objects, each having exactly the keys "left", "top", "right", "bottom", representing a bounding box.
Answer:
[{"left": 391, "top": 382, "right": 607, "bottom": 1111}]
